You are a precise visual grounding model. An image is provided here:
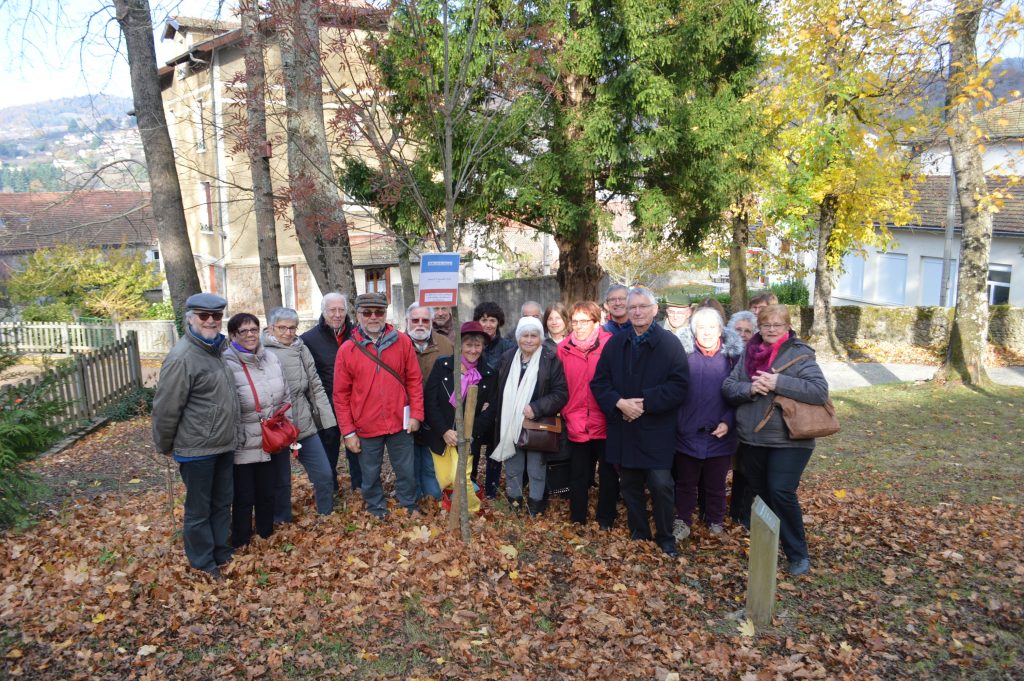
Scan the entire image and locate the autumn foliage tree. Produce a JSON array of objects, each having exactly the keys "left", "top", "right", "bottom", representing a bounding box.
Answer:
[{"left": 759, "top": 0, "right": 929, "bottom": 356}]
